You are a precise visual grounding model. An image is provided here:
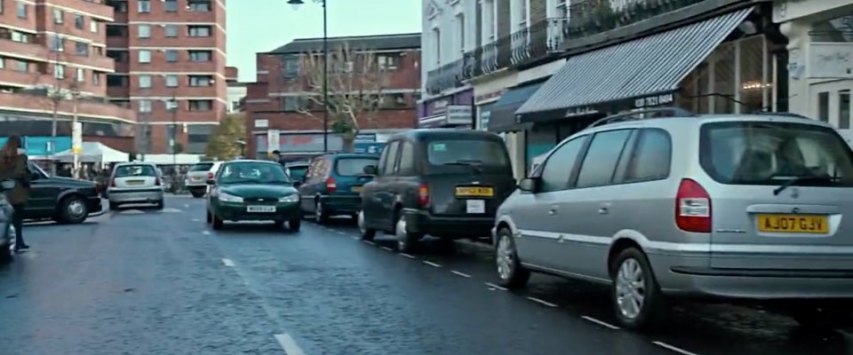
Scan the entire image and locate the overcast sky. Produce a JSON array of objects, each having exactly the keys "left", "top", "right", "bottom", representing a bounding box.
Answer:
[{"left": 226, "top": 0, "right": 422, "bottom": 82}]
